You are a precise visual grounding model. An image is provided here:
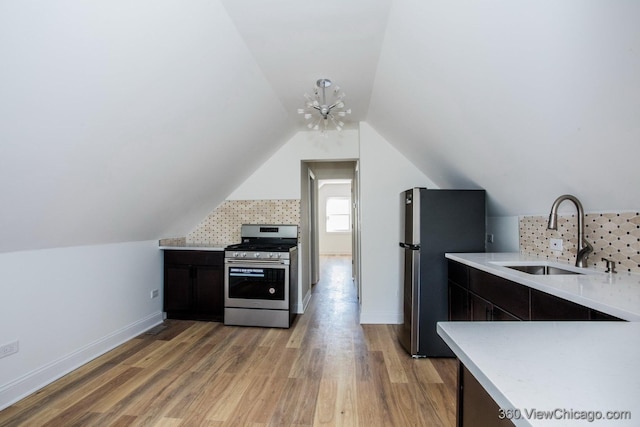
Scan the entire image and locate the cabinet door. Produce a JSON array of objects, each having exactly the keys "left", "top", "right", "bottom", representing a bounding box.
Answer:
[
  {"left": 193, "top": 265, "right": 224, "bottom": 321},
  {"left": 164, "top": 265, "right": 192, "bottom": 313},
  {"left": 530, "top": 289, "right": 589, "bottom": 320},
  {"left": 492, "top": 305, "right": 520, "bottom": 321},
  {"left": 470, "top": 293, "right": 492, "bottom": 321},
  {"left": 449, "top": 282, "right": 470, "bottom": 321},
  {"left": 448, "top": 260, "right": 469, "bottom": 289},
  {"left": 469, "top": 268, "right": 529, "bottom": 320},
  {"left": 460, "top": 363, "right": 515, "bottom": 427}
]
